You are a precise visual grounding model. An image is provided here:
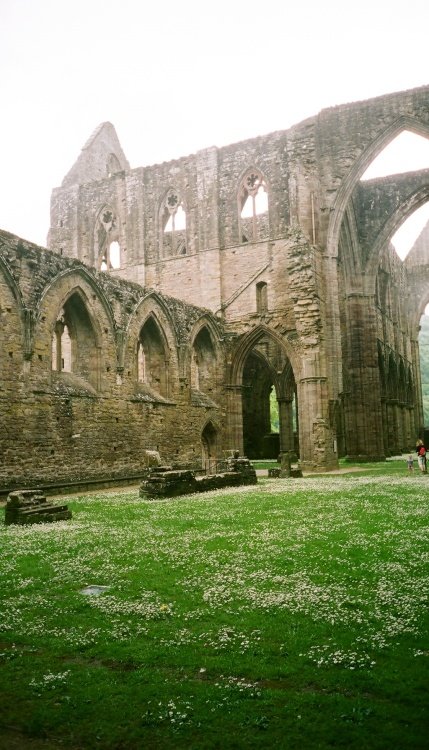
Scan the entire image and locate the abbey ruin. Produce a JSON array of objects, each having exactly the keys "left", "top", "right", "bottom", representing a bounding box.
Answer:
[{"left": 1, "top": 85, "right": 429, "bottom": 492}]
